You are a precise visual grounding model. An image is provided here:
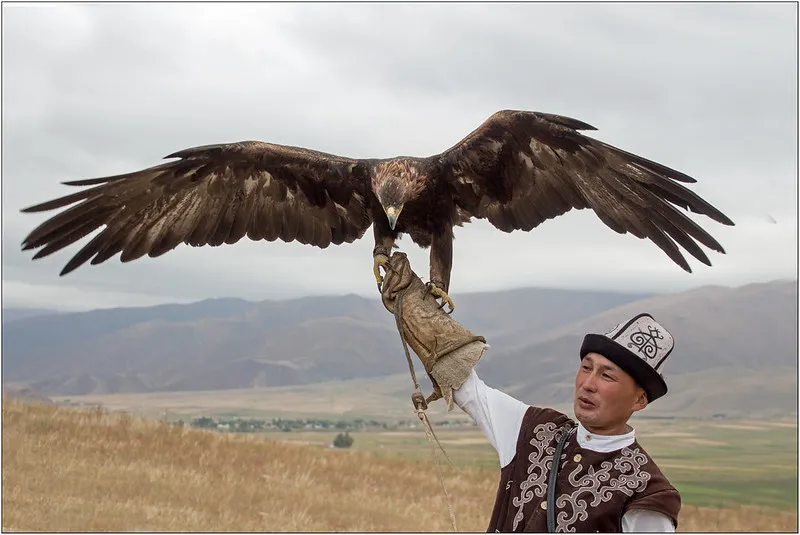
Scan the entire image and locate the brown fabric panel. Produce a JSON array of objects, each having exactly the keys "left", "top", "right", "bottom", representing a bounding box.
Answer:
[
  {"left": 623, "top": 481, "right": 682, "bottom": 528},
  {"left": 487, "top": 462, "right": 517, "bottom": 532}
]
